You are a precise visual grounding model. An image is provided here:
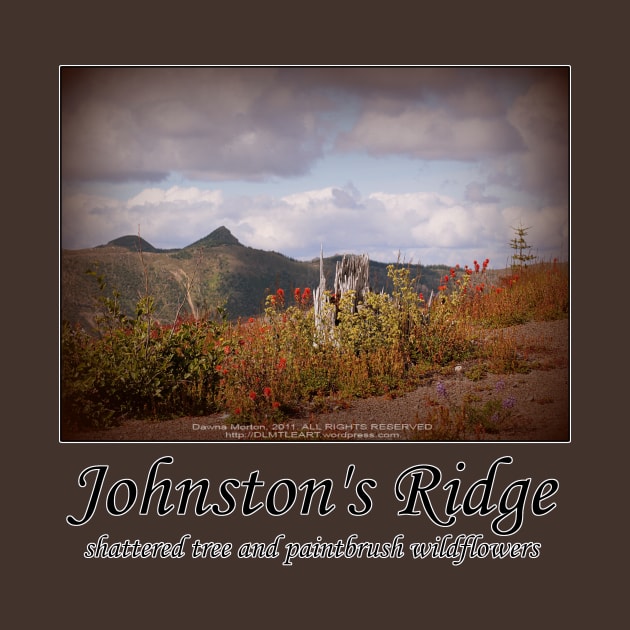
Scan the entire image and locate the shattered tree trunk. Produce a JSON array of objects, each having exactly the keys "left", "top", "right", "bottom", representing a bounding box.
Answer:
[
  {"left": 313, "top": 247, "right": 370, "bottom": 344},
  {"left": 313, "top": 245, "right": 332, "bottom": 343},
  {"left": 334, "top": 253, "right": 370, "bottom": 307}
]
